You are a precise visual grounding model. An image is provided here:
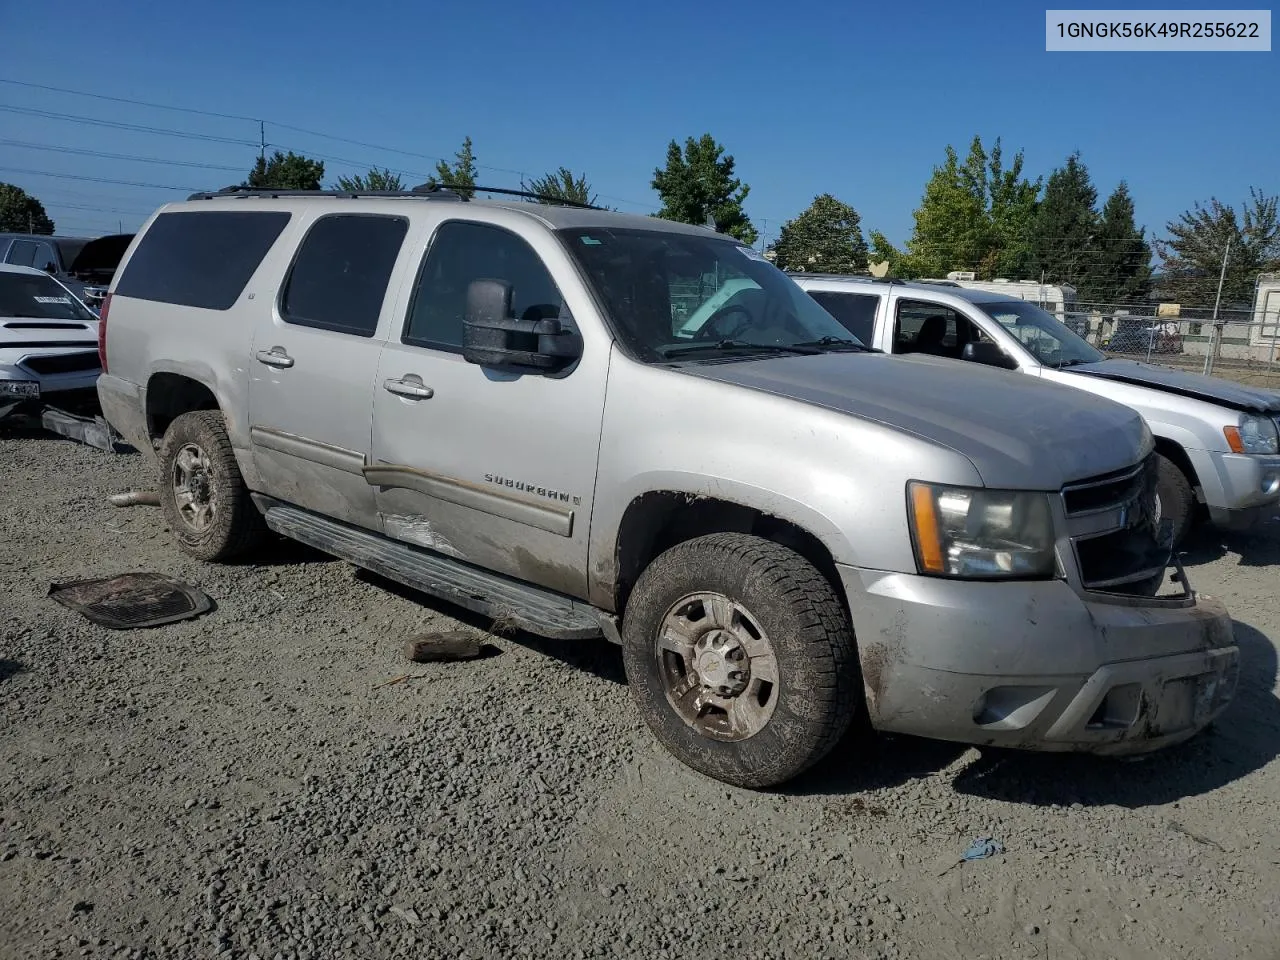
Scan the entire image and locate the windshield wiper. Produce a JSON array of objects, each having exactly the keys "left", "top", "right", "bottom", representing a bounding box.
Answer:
[
  {"left": 1055, "top": 358, "right": 1094, "bottom": 369},
  {"left": 660, "top": 339, "right": 822, "bottom": 360},
  {"left": 795, "top": 336, "right": 881, "bottom": 353}
]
